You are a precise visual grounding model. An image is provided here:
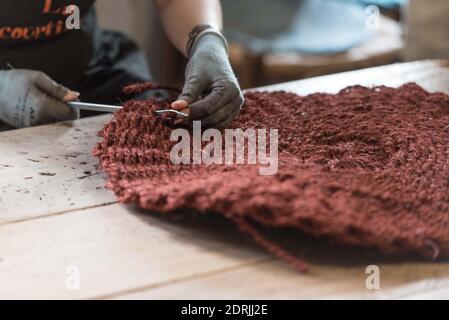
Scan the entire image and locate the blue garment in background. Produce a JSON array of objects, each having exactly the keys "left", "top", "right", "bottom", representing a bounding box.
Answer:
[
  {"left": 359, "top": 0, "right": 406, "bottom": 9},
  {"left": 223, "top": 0, "right": 405, "bottom": 55}
]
